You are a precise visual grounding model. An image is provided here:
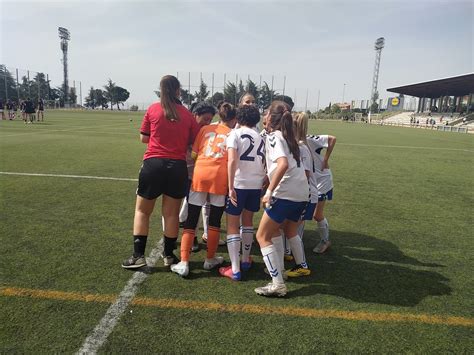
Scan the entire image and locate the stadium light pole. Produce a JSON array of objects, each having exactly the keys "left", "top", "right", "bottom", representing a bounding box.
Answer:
[
  {"left": 342, "top": 83, "right": 346, "bottom": 103},
  {"left": 58, "top": 27, "right": 70, "bottom": 107},
  {"left": 369, "top": 37, "right": 385, "bottom": 123}
]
